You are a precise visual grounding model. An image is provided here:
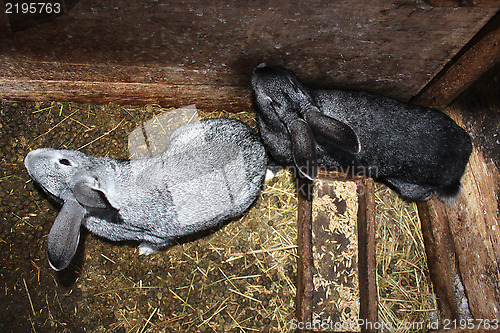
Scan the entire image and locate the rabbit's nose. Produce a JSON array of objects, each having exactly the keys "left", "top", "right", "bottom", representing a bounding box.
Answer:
[
  {"left": 24, "top": 149, "right": 41, "bottom": 169},
  {"left": 254, "top": 63, "right": 268, "bottom": 73}
]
